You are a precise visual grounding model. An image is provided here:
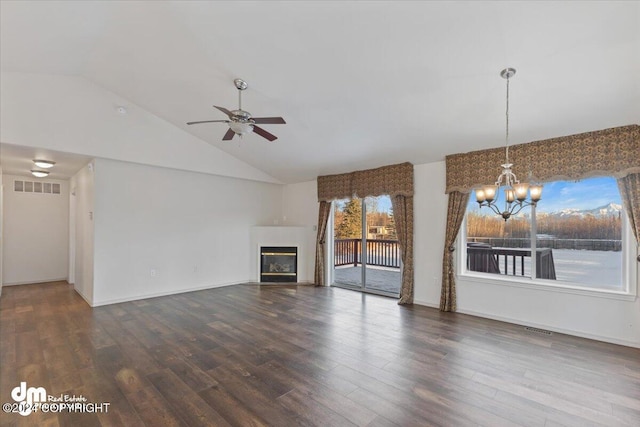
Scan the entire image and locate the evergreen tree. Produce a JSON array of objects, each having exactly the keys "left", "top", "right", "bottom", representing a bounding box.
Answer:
[{"left": 336, "top": 198, "right": 362, "bottom": 238}]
